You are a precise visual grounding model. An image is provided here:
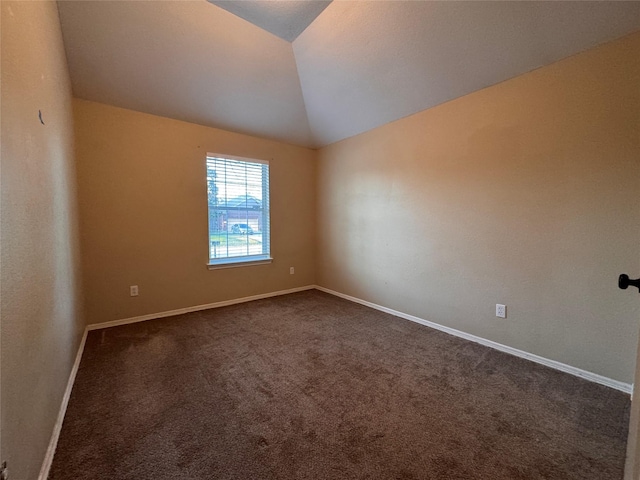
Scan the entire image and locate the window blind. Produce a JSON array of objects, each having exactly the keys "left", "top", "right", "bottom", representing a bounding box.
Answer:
[{"left": 206, "top": 154, "right": 270, "bottom": 265}]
